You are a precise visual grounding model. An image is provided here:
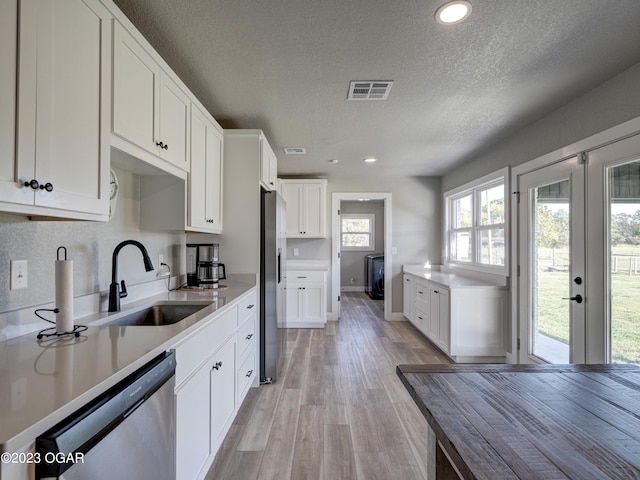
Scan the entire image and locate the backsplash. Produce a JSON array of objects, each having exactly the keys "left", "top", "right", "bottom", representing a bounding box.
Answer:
[{"left": 0, "top": 167, "right": 186, "bottom": 321}]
